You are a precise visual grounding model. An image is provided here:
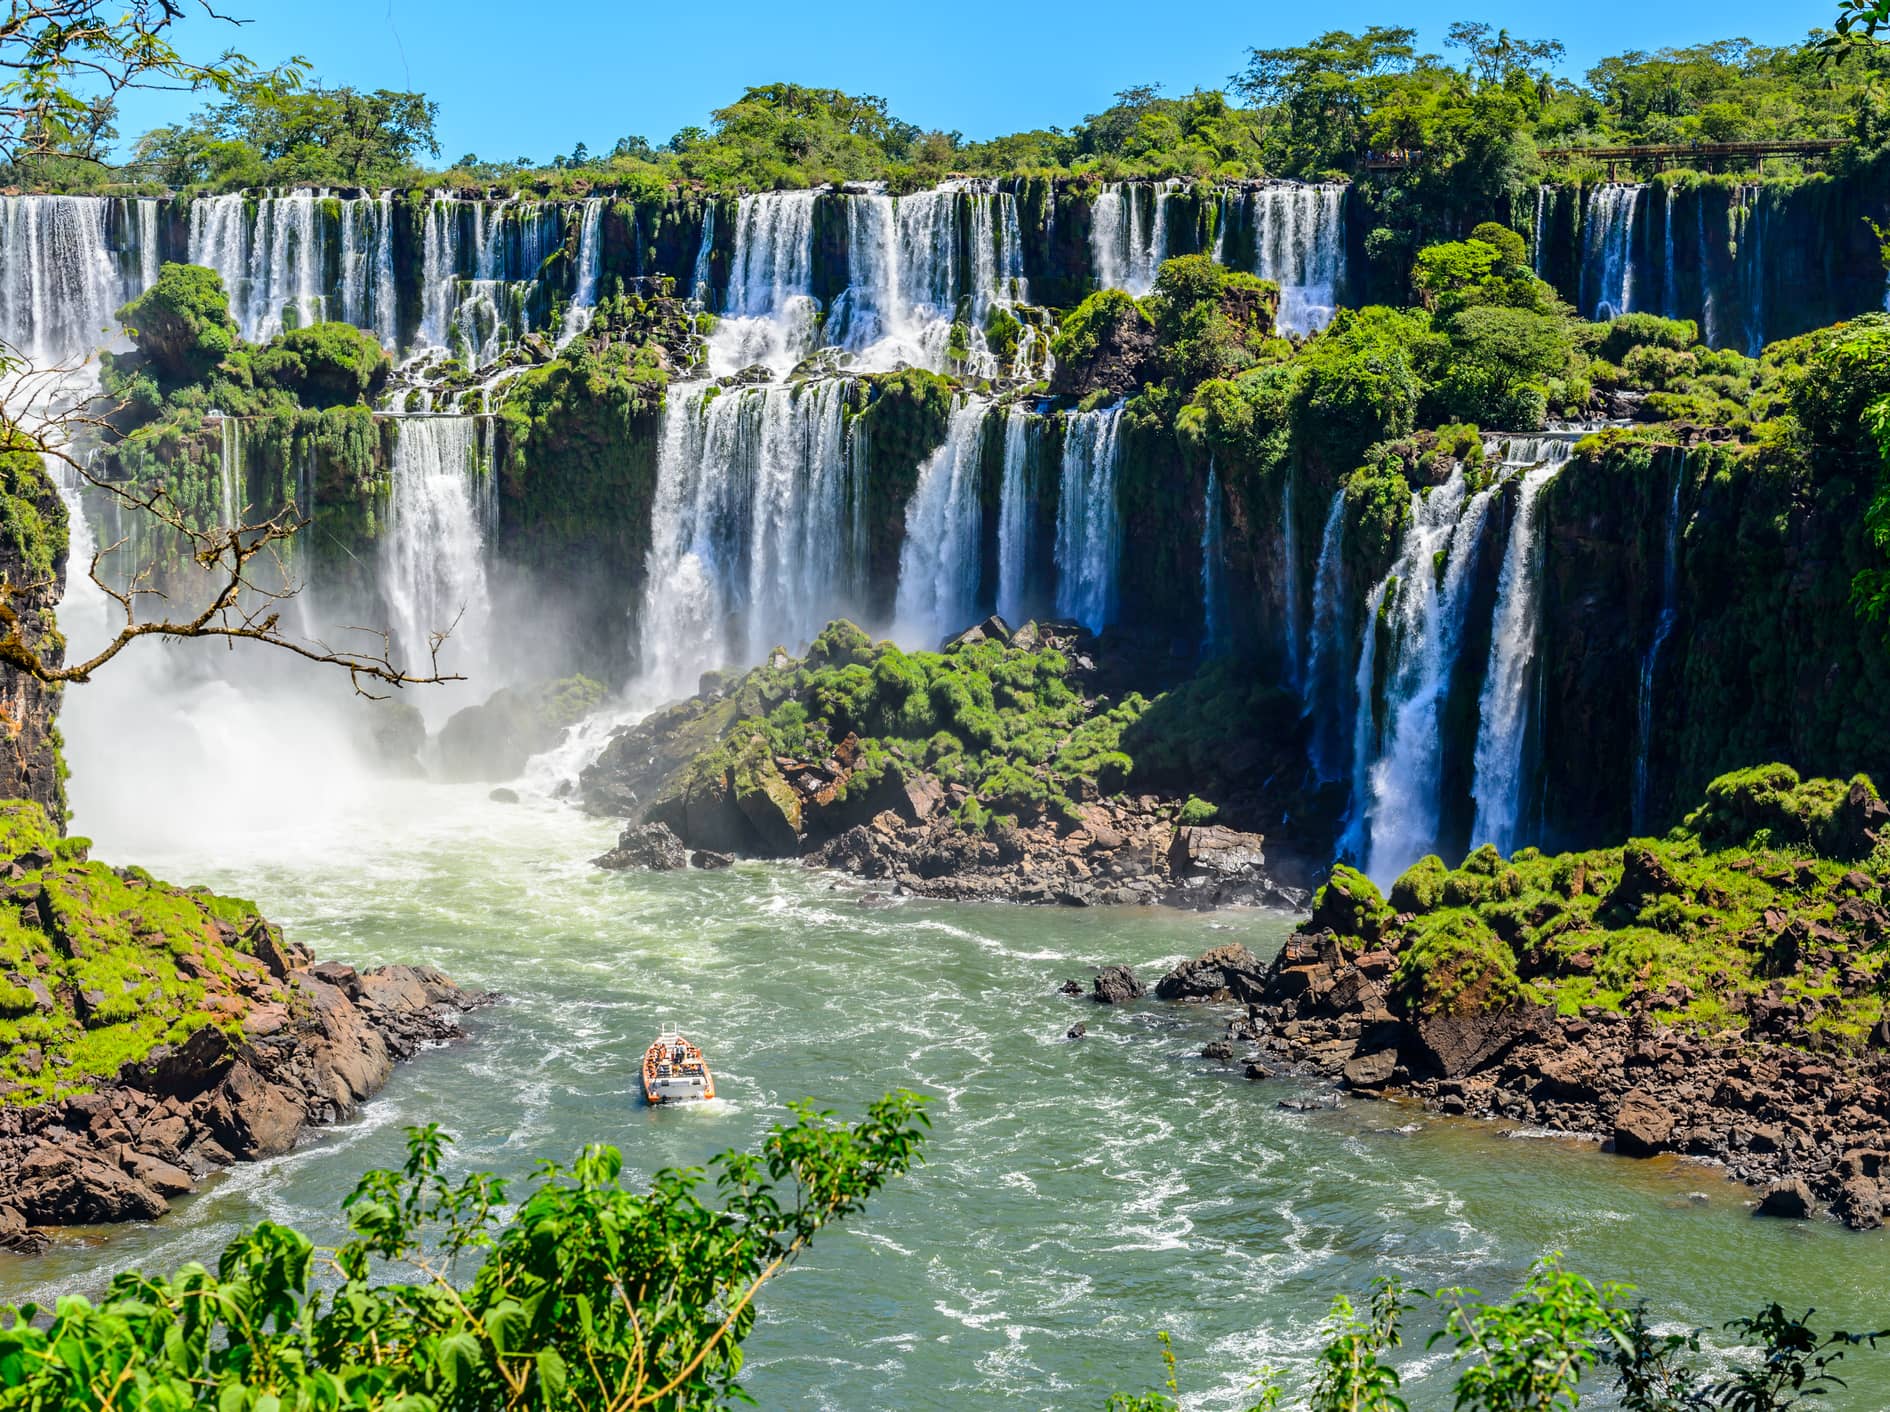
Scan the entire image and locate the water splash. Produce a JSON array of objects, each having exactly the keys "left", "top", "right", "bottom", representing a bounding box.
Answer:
[{"left": 381, "top": 415, "right": 494, "bottom": 713}]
